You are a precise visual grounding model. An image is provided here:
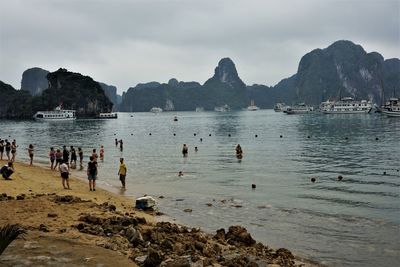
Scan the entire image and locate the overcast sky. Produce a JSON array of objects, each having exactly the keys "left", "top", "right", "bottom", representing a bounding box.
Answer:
[{"left": 0, "top": 0, "right": 399, "bottom": 93}]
